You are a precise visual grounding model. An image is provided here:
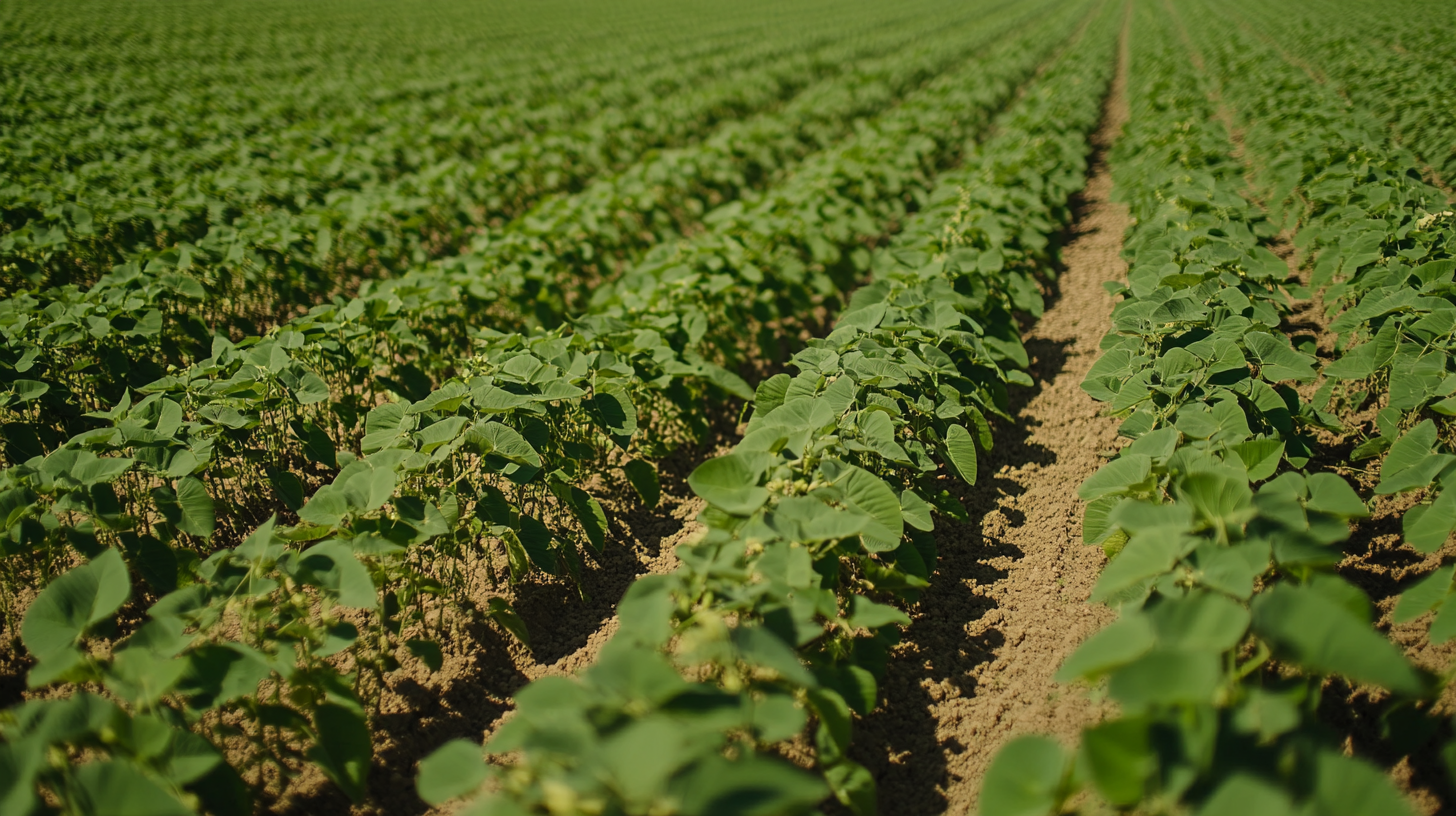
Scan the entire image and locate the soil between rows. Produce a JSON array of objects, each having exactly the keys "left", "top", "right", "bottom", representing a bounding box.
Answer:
[{"left": 849, "top": 25, "right": 1130, "bottom": 813}]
